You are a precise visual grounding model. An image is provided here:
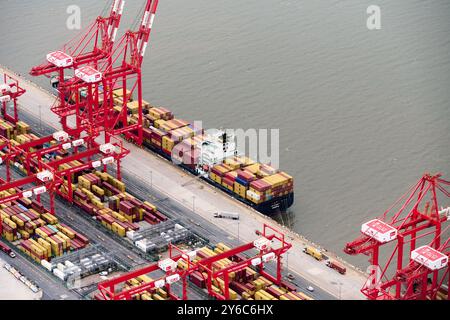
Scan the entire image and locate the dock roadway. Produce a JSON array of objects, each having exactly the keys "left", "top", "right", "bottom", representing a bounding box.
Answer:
[{"left": 1, "top": 65, "right": 366, "bottom": 300}]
